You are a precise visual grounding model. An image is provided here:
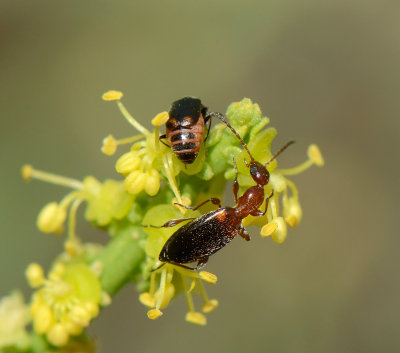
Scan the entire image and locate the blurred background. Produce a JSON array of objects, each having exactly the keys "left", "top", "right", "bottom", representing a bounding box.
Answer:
[{"left": 1, "top": 0, "right": 399, "bottom": 352}]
